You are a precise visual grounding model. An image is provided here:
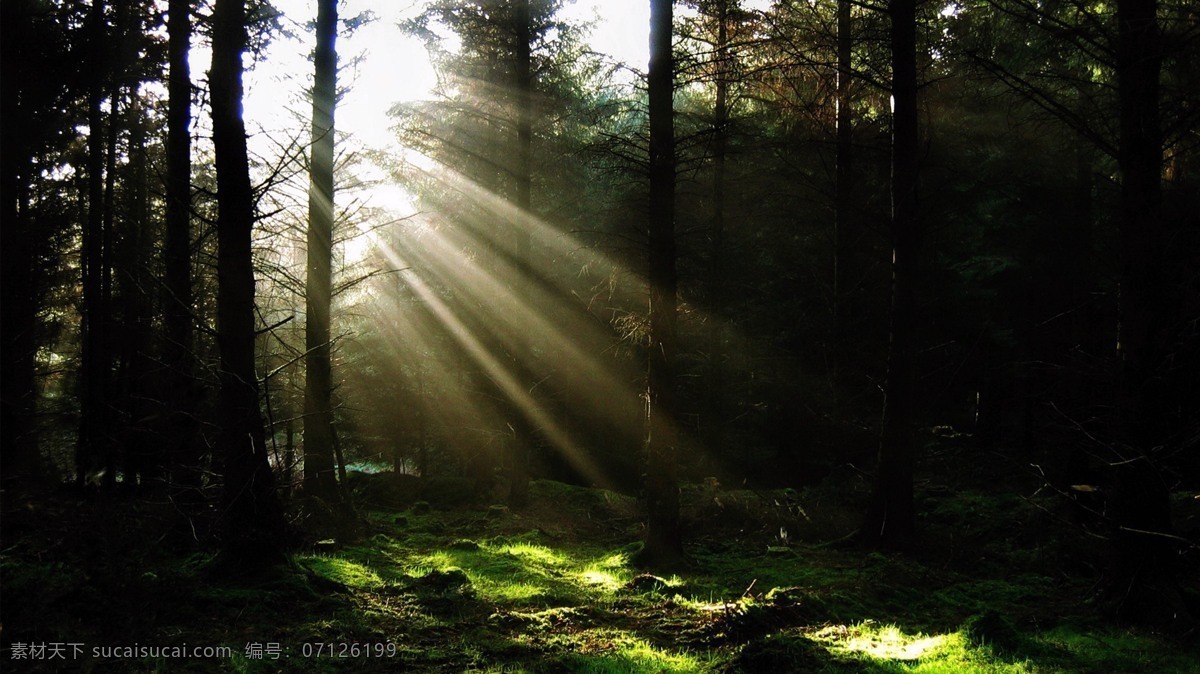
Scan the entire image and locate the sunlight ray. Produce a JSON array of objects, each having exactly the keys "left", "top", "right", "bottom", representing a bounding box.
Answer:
[{"left": 372, "top": 240, "right": 613, "bottom": 488}]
